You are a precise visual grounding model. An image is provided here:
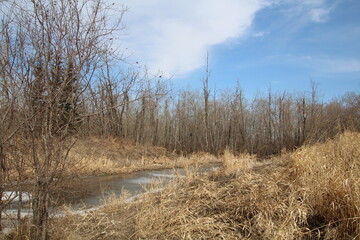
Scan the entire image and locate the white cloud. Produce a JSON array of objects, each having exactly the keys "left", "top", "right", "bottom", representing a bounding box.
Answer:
[
  {"left": 301, "top": 0, "right": 335, "bottom": 23},
  {"left": 117, "top": 0, "right": 269, "bottom": 76},
  {"left": 309, "top": 8, "right": 331, "bottom": 22}
]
